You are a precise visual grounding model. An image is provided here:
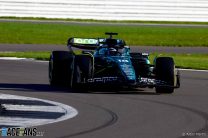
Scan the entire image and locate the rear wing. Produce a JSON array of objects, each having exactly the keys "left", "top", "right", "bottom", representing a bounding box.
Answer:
[
  {"left": 67, "top": 37, "right": 126, "bottom": 50},
  {"left": 67, "top": 38, "right": 104, "bottom": 50}
]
